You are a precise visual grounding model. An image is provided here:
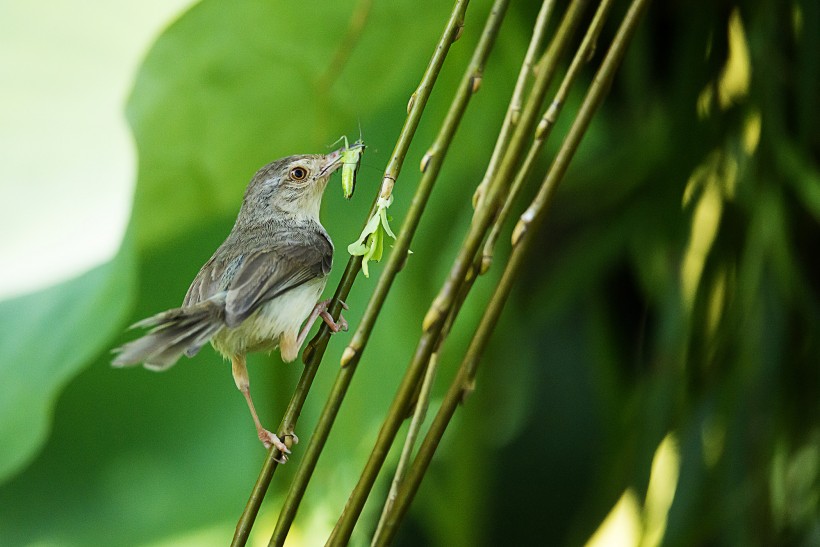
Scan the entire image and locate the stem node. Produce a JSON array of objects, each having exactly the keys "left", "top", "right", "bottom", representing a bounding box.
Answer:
[
  {"left": 511, "top": 220, "right": 526, "bottom": 246},
  {"left": 480, "top": 254, "right": 492, "bottom": 274},
  {"left": 420, "top": 151, "right": 433, "bottom": 173},
  {"left": 535, "top": 117, "right": 549, "bottom": 139},
  {"left": 422, "top": 300, "right": 446, "bottom": 332},
  {"left": 340, "top": 346, "right": 357, "bottom": 368},
  {"left": 470, "top": 74, "right": 483, "bottom": 93},
  {"left": 472, "top": 181, "right": 487, "bottom": 209},
  {"left": 460, "top": 377, "right": 476, "bottom": 404},
  {"left": 453, "top": 22, "right": 464, "bottom": 42},
  {"left": 406, "top": 91, "right": 417, "bottom": 114}
]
